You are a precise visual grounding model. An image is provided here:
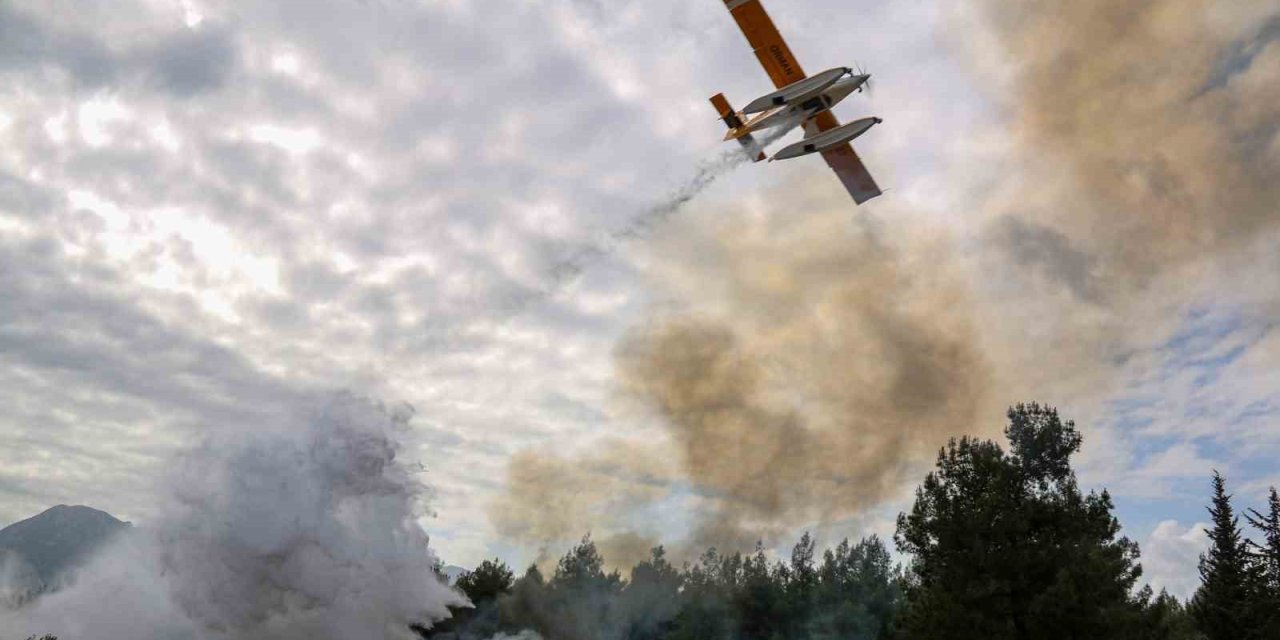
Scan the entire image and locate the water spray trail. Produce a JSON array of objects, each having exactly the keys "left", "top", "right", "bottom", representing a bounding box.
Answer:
[
  {"left": 499, "top": 131, "right": 794, "bottom": 319},
  {"left": 542, "top": 145, "right": 762, "bottom": 290},
  {"left": 562, "top": 128, "right": 796, "bottom": 284},
  {"left": 401, "top": 139, "right": 784, "bottom": 358}
]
